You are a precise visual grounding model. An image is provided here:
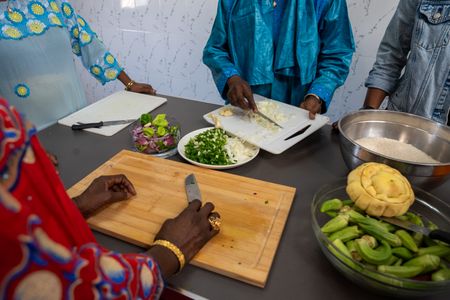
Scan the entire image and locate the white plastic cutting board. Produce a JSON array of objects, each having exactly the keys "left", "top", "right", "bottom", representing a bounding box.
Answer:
[
  {"left": 58, "top": 91, "right": 167, "bottom": 136},
  {"left": 203, "top": 95, "right": 329, "bottom": 154}
]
